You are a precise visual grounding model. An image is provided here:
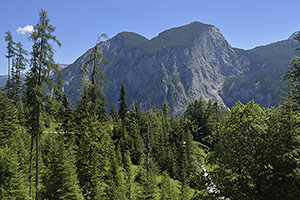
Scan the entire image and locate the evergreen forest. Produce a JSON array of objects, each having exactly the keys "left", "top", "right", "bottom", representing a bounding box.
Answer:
[{"left": 0, "top": 9, "right": 299, "bottom": 200}]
